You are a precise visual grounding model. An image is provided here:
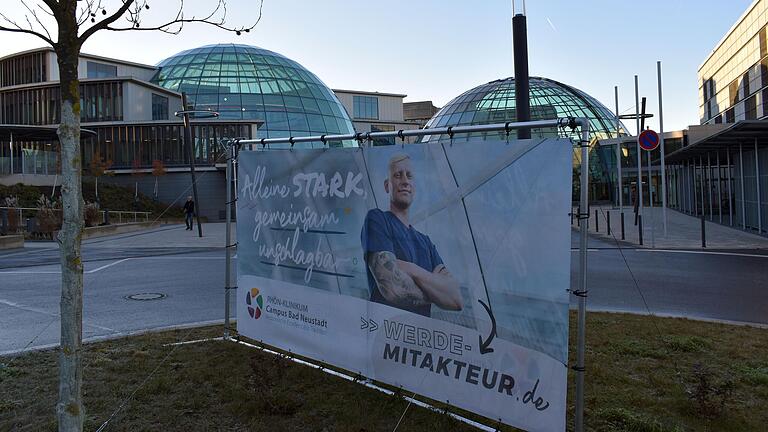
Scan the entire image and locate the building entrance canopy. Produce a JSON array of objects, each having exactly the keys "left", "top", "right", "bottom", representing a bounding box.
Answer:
[
  {"left": 666, "top": 120, "right": 768, "bottom": 162},
  {"left": 0, "top": 124, "right": 97, "bottom": 141}
]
